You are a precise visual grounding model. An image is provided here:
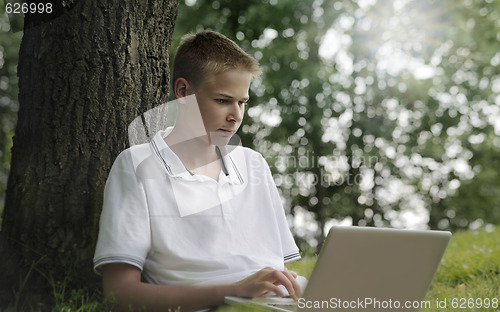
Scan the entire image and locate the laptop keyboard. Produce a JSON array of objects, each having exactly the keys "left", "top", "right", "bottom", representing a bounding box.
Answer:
[{"left": 253, "top": 297, "right": 297, "bottom": 306}]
